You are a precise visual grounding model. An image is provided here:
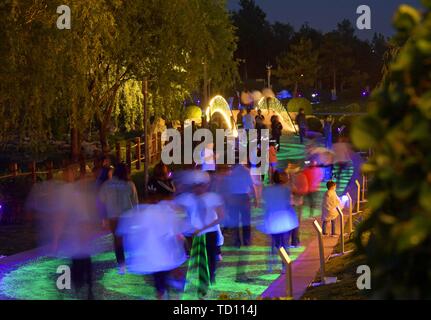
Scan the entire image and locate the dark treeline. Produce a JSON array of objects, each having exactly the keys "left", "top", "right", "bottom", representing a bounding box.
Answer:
[{"left": 231, "top": 0, "right": 387, "bottom": 97}]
